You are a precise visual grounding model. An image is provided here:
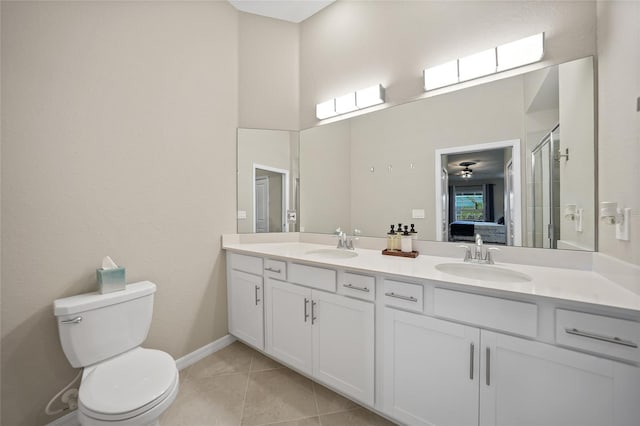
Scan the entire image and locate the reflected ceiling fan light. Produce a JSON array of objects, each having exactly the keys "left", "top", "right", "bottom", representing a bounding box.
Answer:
[
  {"left": 459, "top": 161, "right": 475, "bottom": 178},
  {"left": 497, "top": 33, "right": 544, "bottom": 72}
]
